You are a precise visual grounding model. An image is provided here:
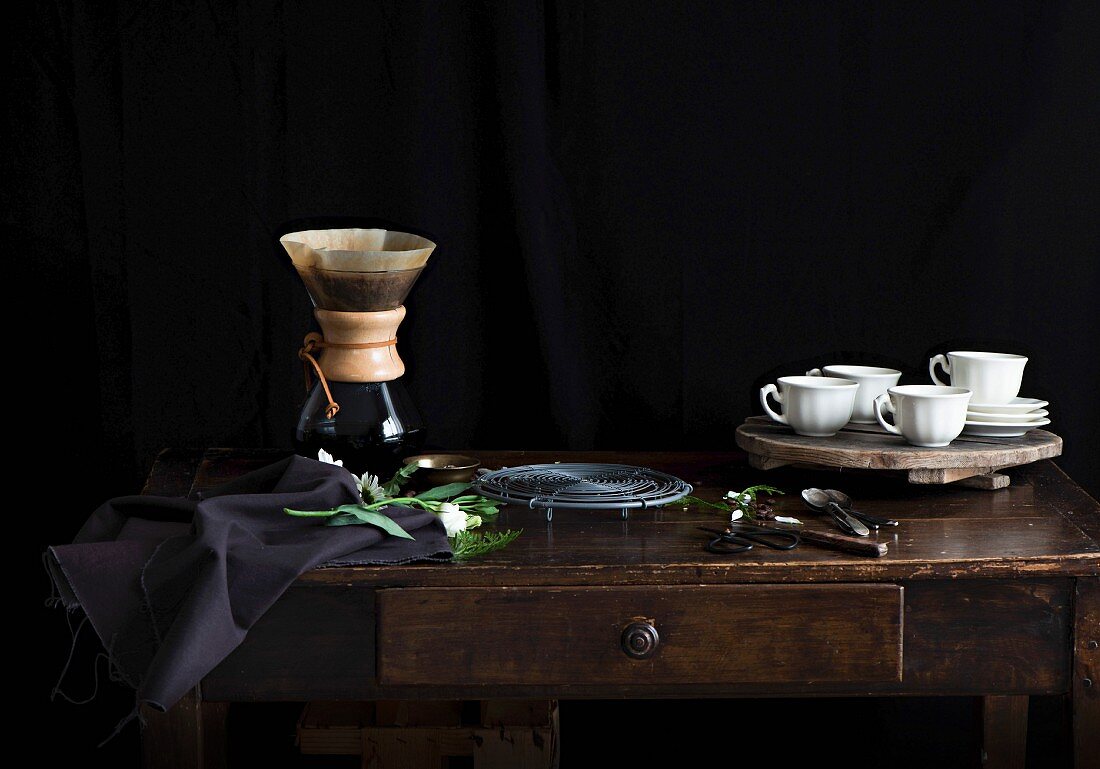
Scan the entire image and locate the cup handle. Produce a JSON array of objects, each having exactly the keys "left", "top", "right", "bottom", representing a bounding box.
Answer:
[
  {"left": 759, "top": 384, "right": 788, "bottom": 425},
  {"left": 874, "top": 394, "right": 902, "bottom": 436},
  {"left": 929, "top": 354, "right": 951, "bottom": 386},
  {"left": 806, "top": 368, "right": 823, "bottom": 377}
]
